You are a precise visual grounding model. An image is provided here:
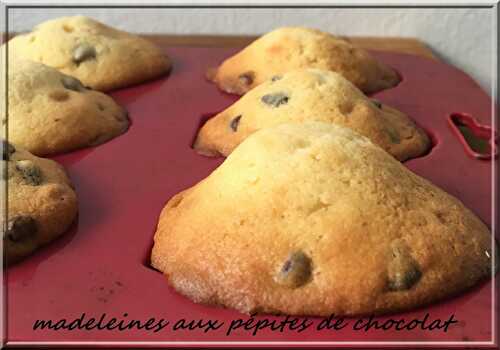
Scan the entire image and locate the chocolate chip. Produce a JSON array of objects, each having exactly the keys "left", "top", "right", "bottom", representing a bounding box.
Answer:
[
  {"left": 72, "top": 44, "right": 96, "bottom": 64},
  {"left": 15, "top": 160, "right": 43, "bottom": 185},
  {"left": 387, "top": 241, "right": 421, "bottom": 291},
  {"left": 230, "top": 115, "right": 242, "bottom": 132},
  {"left": 238, "top": 72, "right": 254, "bottom": 86},
  {"left": 261, "top": 92, "right": 289, "bottom": 108},
  {"left": 2, "top": 140, "right": 15, "bottom": 161},
  {"left": 276, "top": 251, "right": 312, "bottom": 288},
  {"left": 4, "top": 216, "right": 37, "bottom": 242},
  {"left": 61, "top": 75, "right": 86, "bottom": 92},
  {"left": 271, "top": 75, "right": 282, "bottom": 82},
  {"left": 388, "top": 264, "right": 421, "bottom": 291},
  {"left": 372, "top": 99, "right": 383, "bottom": 109}
]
